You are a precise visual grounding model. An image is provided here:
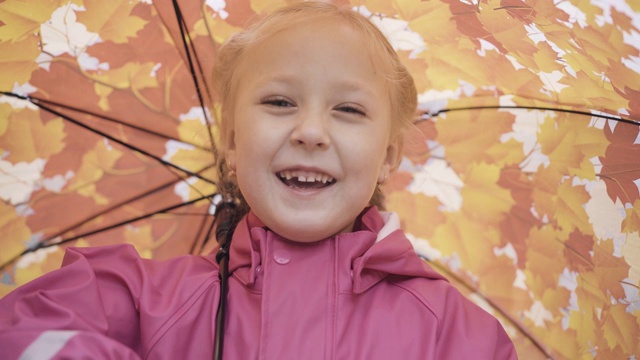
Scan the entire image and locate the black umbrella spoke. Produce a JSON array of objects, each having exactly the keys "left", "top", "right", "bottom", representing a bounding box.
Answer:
[
  {"left": 2, "top": 92, "right": 217, "bottom": 186},
  {"left": 0, "top": 193, "right": 219, "bottom": 272},
  {"left": 0, "top": 91, "right": 212, "bottom": 152},
  {"left": 37, "top": 193, "right": 217, "bottom": 250},
  {"left": 418, "top": 105, "right": 640, "bottom": 126},
  {"left": 171, "top": 0, "right": 219, "bottom": 161},
  {"left": 43, "top": 161, "right": 217, "bottom": 253}
]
